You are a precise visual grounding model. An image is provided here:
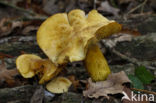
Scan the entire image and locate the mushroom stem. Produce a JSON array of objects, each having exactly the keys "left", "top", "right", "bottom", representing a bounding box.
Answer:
[{"left": 84, "top": 44, "right": 111, "bottom": 81}]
